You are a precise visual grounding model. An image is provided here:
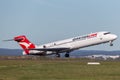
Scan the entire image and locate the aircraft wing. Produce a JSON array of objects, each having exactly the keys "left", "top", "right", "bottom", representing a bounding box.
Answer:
[{"left": 29, "top": 48, "right": 70, "bottom": 52}]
